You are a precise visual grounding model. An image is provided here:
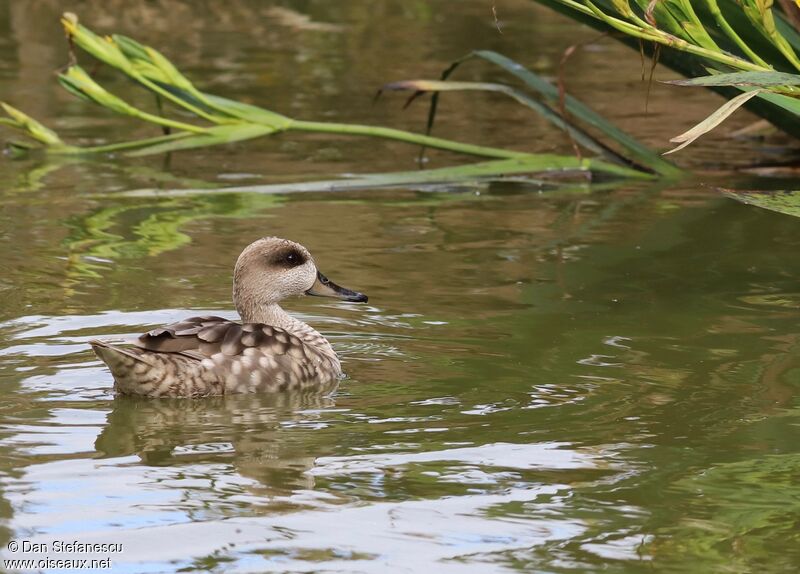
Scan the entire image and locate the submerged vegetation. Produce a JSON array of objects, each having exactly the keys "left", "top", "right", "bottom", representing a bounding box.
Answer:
[{"left": 0, "top": 13, "right": 683, "bottom": 181}]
